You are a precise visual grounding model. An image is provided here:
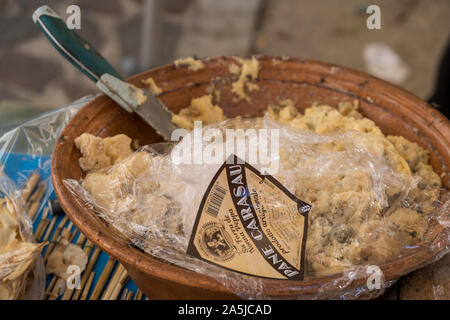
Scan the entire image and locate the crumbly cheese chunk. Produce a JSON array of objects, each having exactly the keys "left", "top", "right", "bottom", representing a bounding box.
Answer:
[
  {"left": 174, "top": 57, "right": 205, "bottom": 71},
  {"left": 231, "top": 57, "right": 260, "bottom": 102},
  {"left": 141, "top": 77, "right": 162, "bottom": 95},
  {"left": 171, "top": 95, "right": 227, "bottom": 130},
  {"left": 75, "top": 133, "right": 133, "bottom": 172},
  {"left": 74, "top": 99, "right": 442, "bottom": 277},
  {"left": 0, "top": 198, "right": 43, "bottom": 299},
  {"left": 134, "top": 88, "right": 148, "bottom": 105}
]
